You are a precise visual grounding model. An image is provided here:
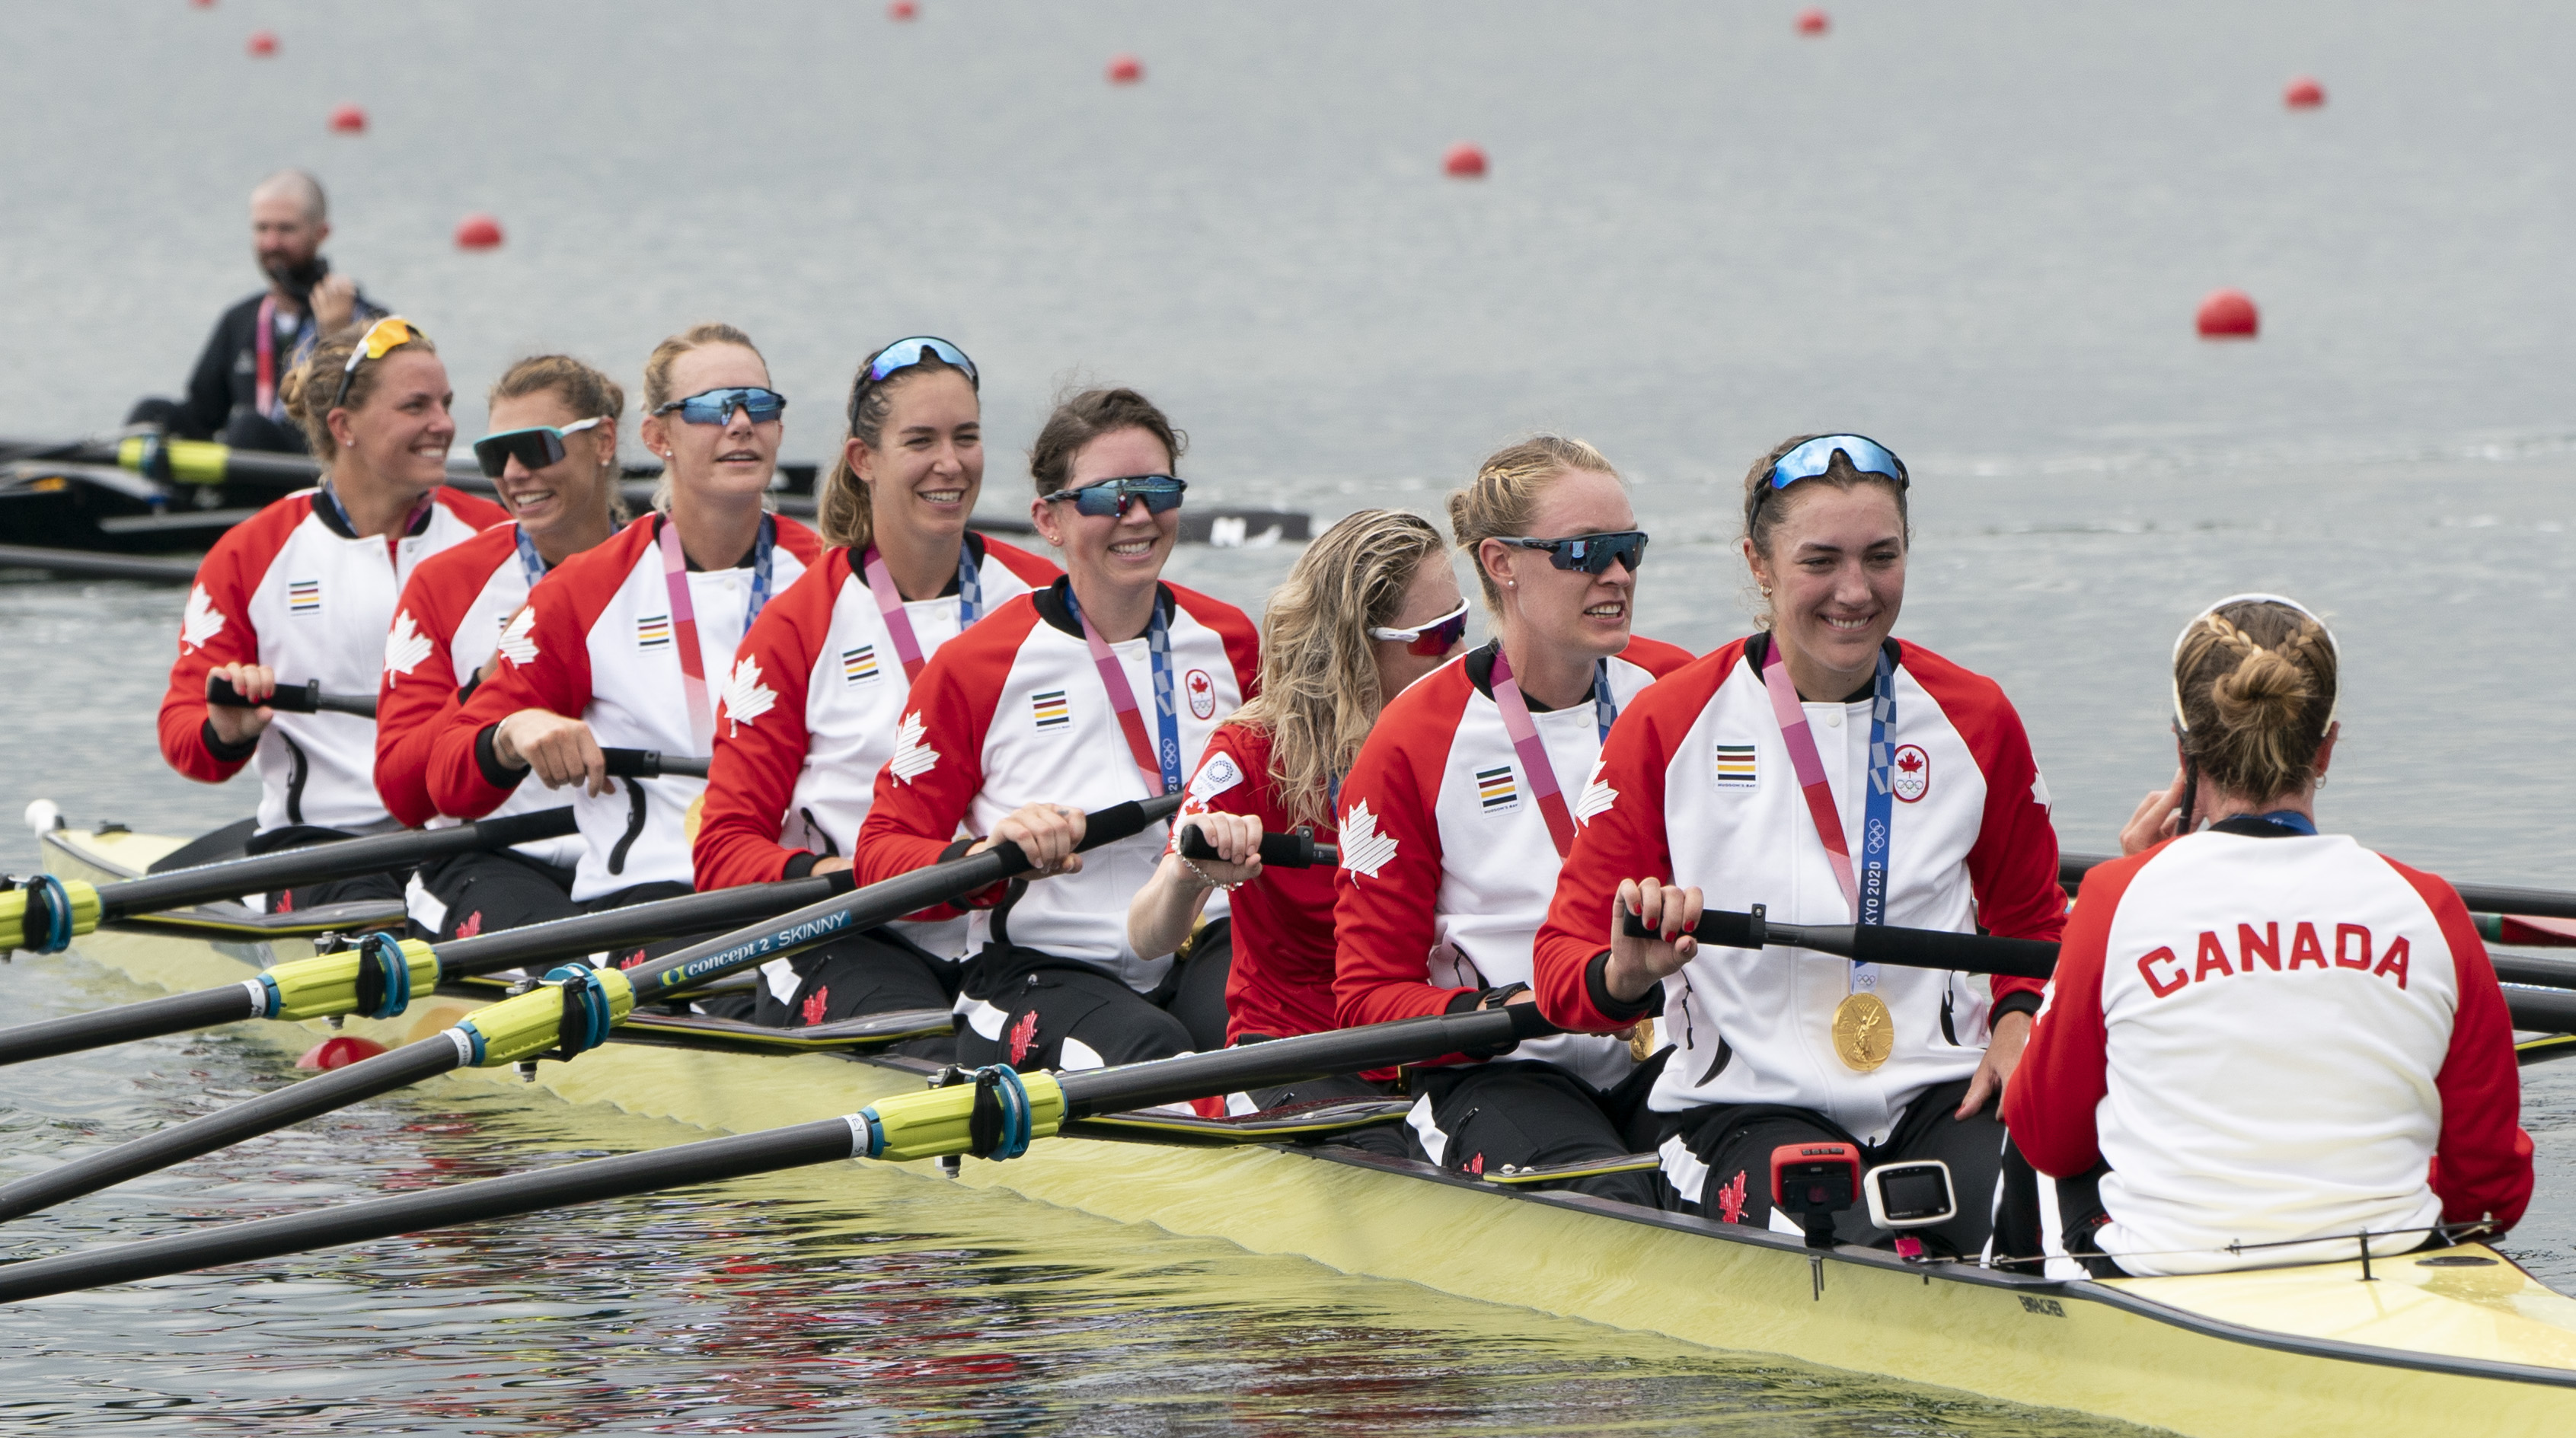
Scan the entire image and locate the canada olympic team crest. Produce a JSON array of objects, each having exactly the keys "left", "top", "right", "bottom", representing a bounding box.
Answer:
[
  {"left": 1891, "top": 744, "right": 1930, "bottom": 802},
  {"left": 1186, "top": 668, "right": 1216, "bottom": 719}
]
